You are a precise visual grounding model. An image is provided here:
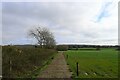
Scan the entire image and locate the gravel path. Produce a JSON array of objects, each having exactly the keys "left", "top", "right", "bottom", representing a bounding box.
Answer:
[{"left": 38, "top": 52, "right": 72, "bottom": 78}]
